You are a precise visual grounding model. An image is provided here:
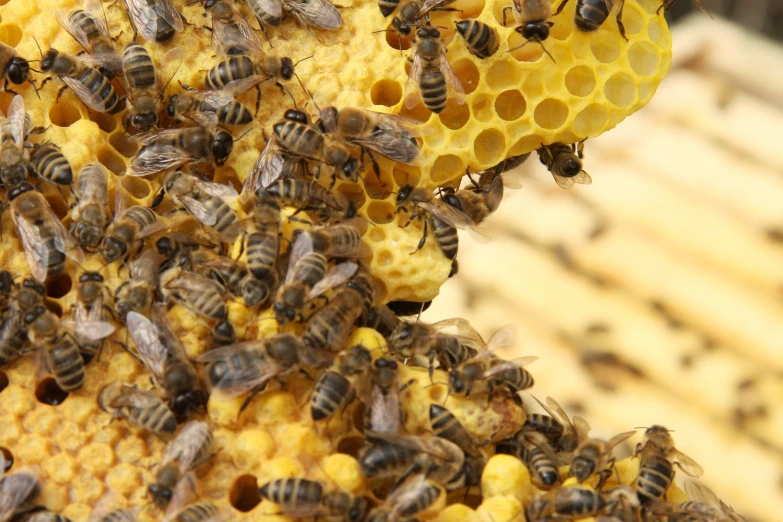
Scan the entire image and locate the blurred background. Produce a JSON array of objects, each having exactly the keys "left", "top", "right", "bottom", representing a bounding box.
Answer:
[{"left": 423, "top": 6, "right": 783, "bottom": 522}]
